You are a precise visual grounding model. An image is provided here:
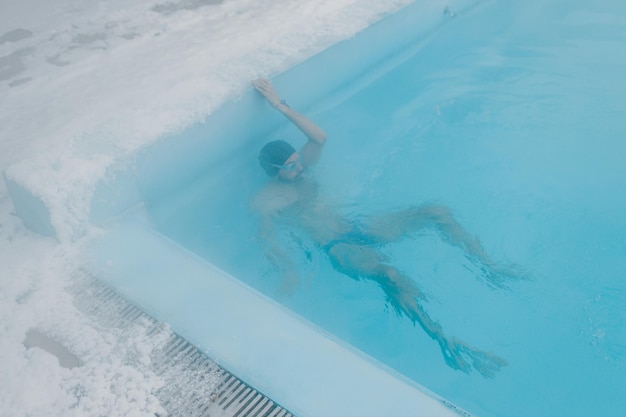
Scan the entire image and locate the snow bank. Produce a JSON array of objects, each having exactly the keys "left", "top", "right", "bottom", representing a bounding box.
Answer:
[{"left": 2, "top": 0, "right": 412, "bottom": 241}]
